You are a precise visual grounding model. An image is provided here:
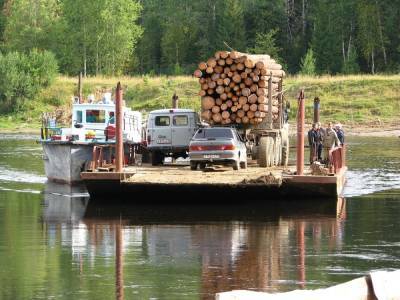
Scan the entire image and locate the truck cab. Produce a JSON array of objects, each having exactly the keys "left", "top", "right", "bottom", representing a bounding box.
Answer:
[{"left": 146, "top": 109, "right": 200, "bottom": 165}]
